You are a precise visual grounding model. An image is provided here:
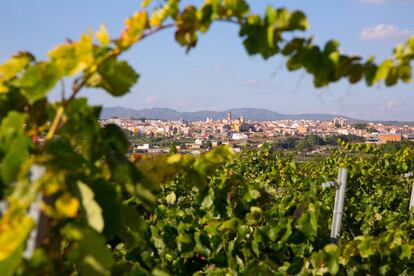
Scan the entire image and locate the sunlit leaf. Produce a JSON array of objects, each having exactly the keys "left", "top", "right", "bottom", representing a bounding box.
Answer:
[
  {"left": 86, "top": 58, "right": 139, "bottom": 96},
  {"left": 295, "top": 208, "right": 317, "bottom": 239},
  {"left": 77, "top": 181, "right": 104, "bottom": 233},
  {"left": 13, "top": 62, "right": 61, "bottom": 103},
  {"left": 55, "top": 193, "right": 80, "bottom": 218},
  {"left": 61, "top": 224, "right": 114, "bottom": 275},
  {"left": 0, "top": 52, "right": 34, "bottom": 82},
  {"left": 0, "top": 208, "right": 35, "bottom": 276},
  {"left": 96, "top": 24, "right": 111, "bottom": 47}
]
